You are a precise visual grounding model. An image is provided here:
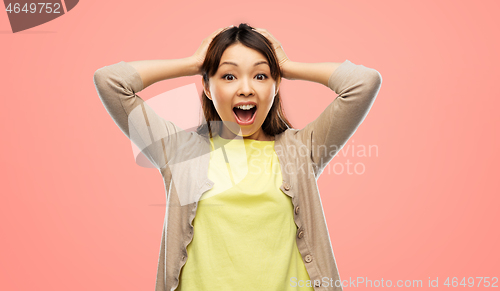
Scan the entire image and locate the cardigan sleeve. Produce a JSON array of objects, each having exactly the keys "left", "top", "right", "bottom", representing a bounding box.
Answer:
[
  {"left": 297, "top": 60, "right": 383, "bottom": 177},
  {"left": 93, "top": 61, "right": 183, "bottom": 170}
]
